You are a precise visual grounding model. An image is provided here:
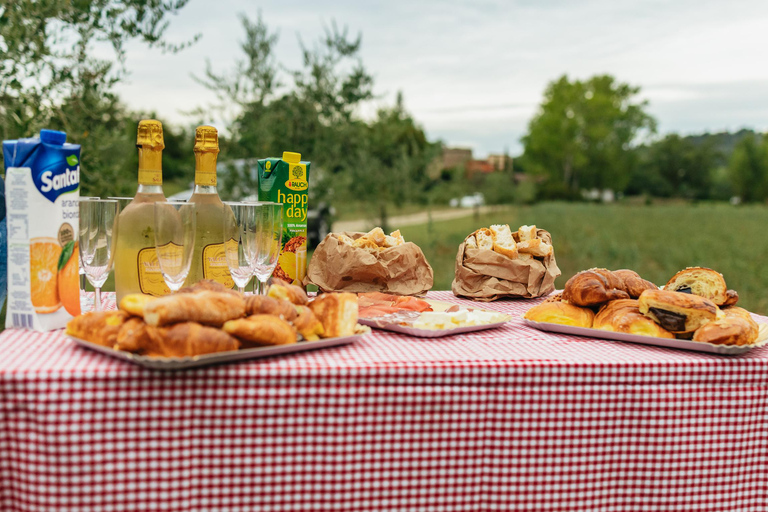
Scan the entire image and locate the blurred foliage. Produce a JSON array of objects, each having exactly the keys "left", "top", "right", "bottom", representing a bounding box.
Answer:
[{"left": 728, "top": 133, "right": 768, "bottom": 203}]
